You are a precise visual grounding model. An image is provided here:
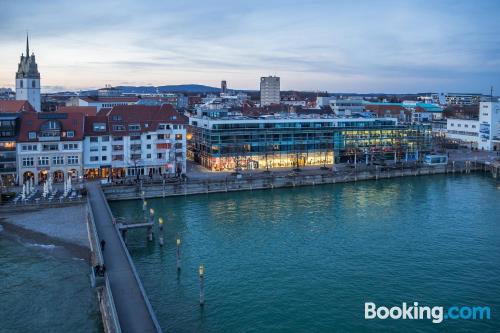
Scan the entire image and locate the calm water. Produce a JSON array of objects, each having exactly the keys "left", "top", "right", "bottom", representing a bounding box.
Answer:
[
  {"left": 0, "top": 237, "right": 101, "bottom": 333},
  {"left": 110, "top": 174, "right": 500, "bottom": 333}
]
